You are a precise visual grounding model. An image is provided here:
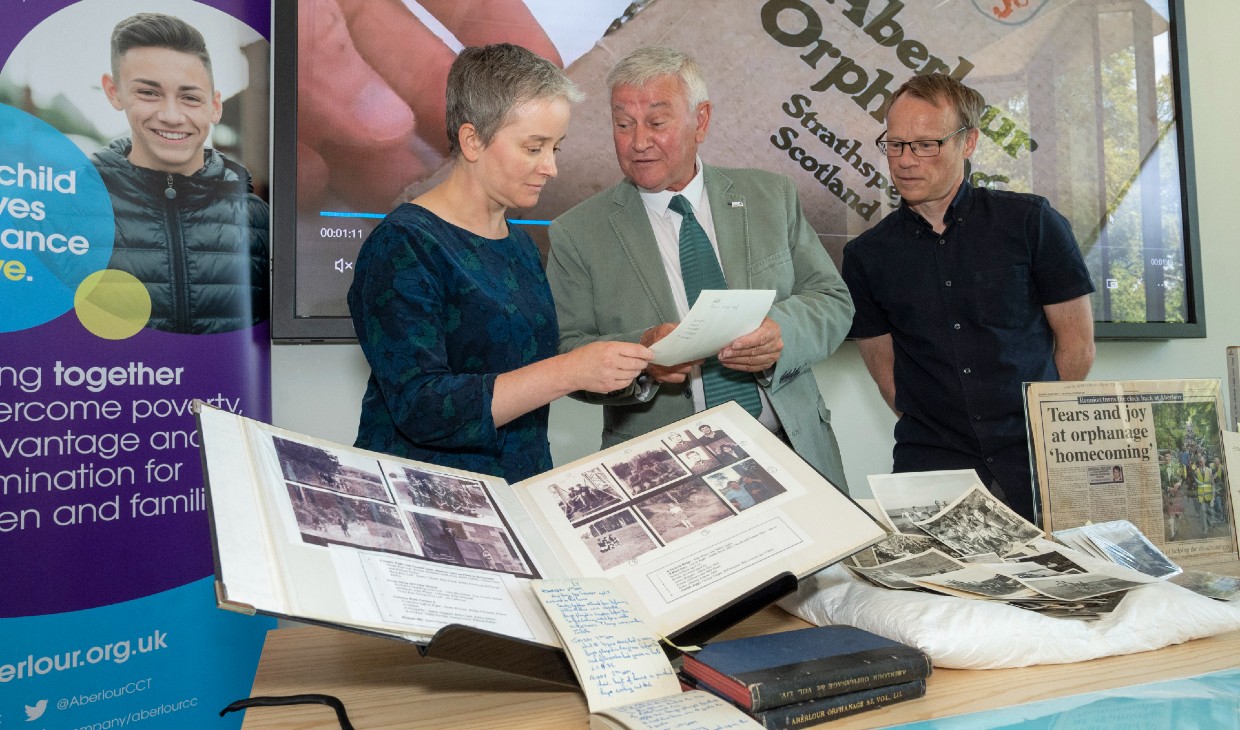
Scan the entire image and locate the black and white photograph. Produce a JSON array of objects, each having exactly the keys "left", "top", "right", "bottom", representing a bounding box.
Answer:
[
  {"left": 1016, "top": 572, "right": 1154, "bottom": 601},
  {"left": 578, "top": 509, "right": 659, "bottom": 571},
  {"left": 1169, "top": 570, "right": 1240, "bottom": 601},
  {"left": 606, "top": 448, "right": 690, "bottom": 495},
  {"left": 679, "top": 446, "right": 720, "bottom": 475},
  {"left": 286, "top": 482, "right": 413, "bottom": 554},
  {"left": 546, "top": 466, "right": 626, "bottom": 522},
  {"left": 634, "top": 480, "right": 732, "bottom": 544},
  {"left": 872, "top": 533, "right": 951, "bottom": 564},
  {"left": 850, "top": 532, "right": 947, "bottom": 568},
  {"left": 274, "top": 436, "right": 390, "bottom": 502},
  {"left": 388, "top": 466, "right": 499, "bottom": 521},
  {"left": 914, "top": 485, "right": 1043, "bottom": 557},
  {"left": 1074, "top": 520, "right": 1181, "bottom": 579},
  {"left": 408, "top": 512, "right": 533, "bottom": 577},
  {"left": 918, "top": 566, "right": 1035, "bottom": 600},
  {"left": 847, "top": 549, "right": 965, "bottom": 590},
  {"left": 866, "top": 469, "right": 983, "bottom": 535},
  {"left": 1008, "top": 548, "right": 1087, "bottom": 576}
]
